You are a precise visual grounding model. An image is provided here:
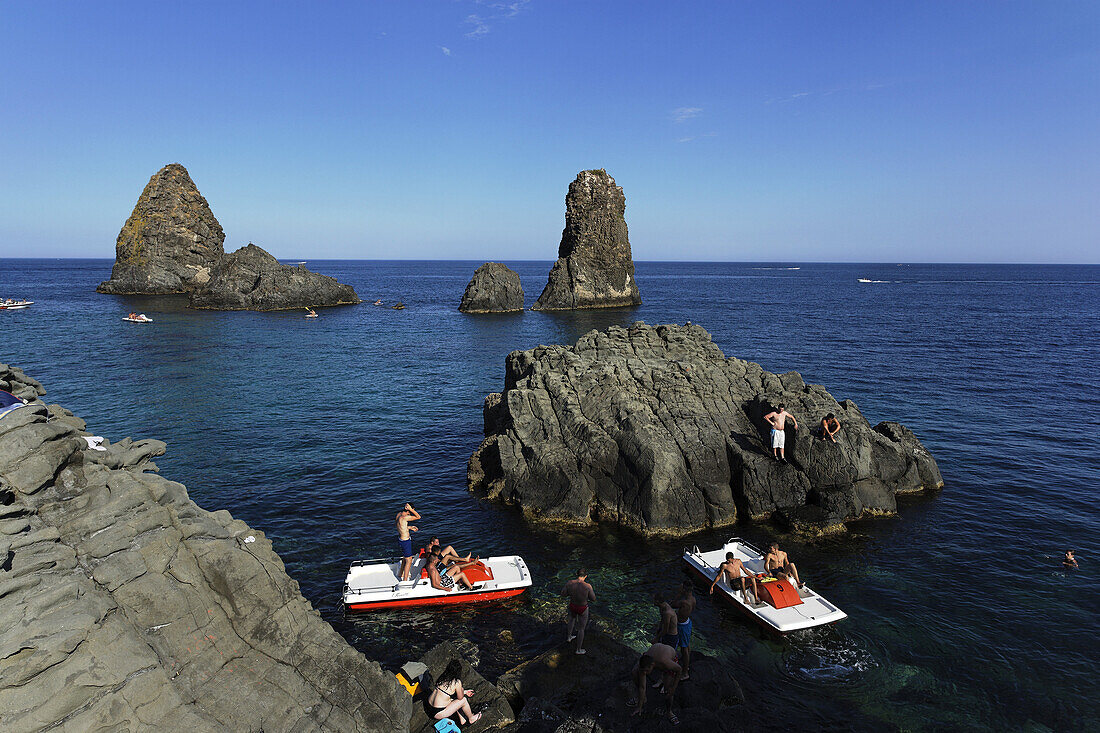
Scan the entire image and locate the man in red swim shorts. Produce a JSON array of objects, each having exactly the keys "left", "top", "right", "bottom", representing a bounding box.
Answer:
[{"left": 561, "top": 569, "right": 596, "bottom": 655}]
